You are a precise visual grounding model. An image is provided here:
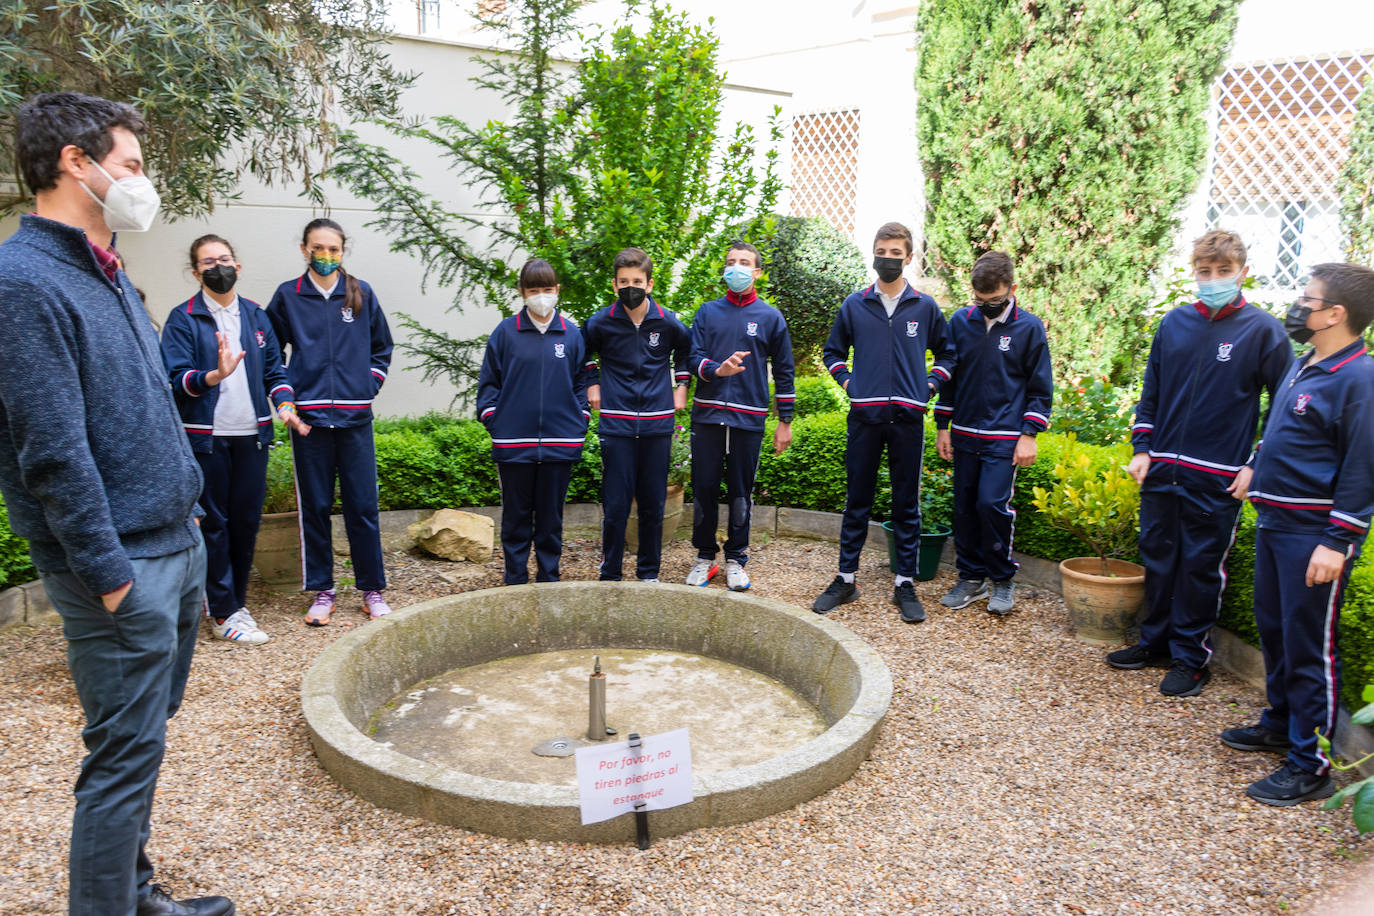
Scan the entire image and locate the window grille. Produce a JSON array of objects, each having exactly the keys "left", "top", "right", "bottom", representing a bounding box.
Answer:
[{"left": 786, "top": 109, "right": 861, "bottom": 237}]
